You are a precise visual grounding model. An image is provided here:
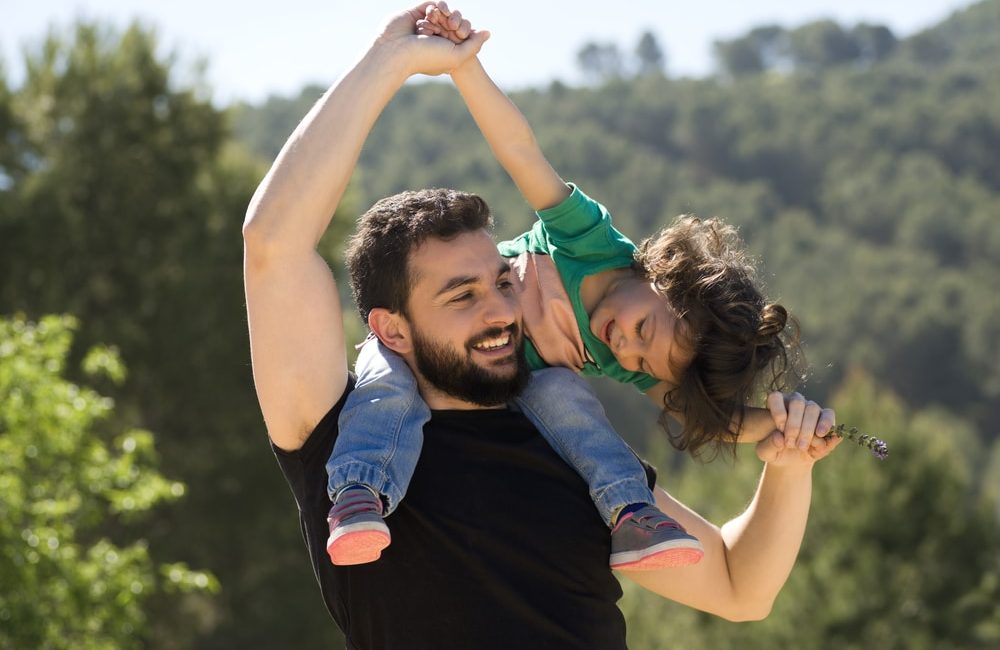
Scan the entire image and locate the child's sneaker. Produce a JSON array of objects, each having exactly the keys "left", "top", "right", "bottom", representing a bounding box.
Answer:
[
  {"left": 609, "top": 505, "right": 703, "bottom": 570},
  {"left": 326, "top": 486, "right": 391, "bottom": 566}
]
